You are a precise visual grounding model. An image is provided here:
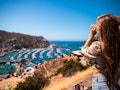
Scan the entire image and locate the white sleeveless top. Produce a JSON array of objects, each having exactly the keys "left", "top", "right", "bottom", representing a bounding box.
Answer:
[{"left": 81, "top": 41, "right": 106, "bottom": 73}]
